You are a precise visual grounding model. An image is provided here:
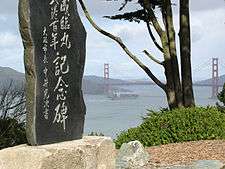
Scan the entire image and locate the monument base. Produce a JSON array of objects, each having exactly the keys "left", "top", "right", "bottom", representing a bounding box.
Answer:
[{"left": 0, "top": 136, "right": 116, "bottom": 169}]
